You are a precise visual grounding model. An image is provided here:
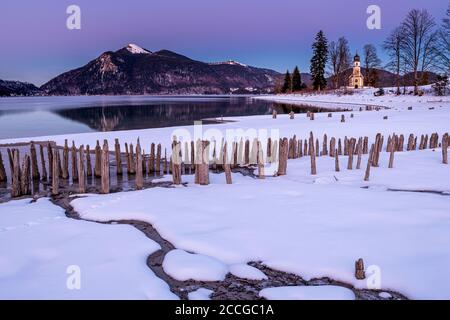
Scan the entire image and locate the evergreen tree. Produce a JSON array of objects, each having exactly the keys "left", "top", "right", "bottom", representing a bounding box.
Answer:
[
  {"left": 281, "top": 70, "right": 292, "bottom": 93},
  {"left": 291, "top": 66, "right": 302, "bottom": 91},
  {"left": 310, "top": 30, "right": 329, "bottom": 91}
]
